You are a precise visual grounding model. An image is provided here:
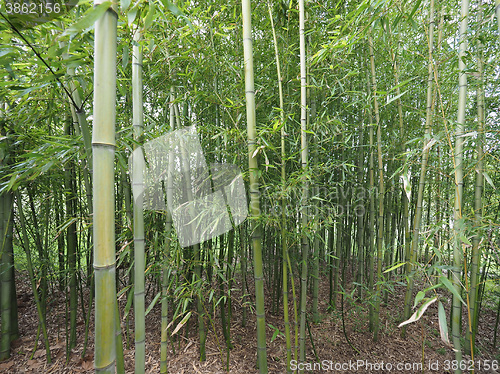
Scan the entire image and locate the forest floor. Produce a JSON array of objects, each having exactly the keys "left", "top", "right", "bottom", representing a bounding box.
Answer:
[{"left": 2, "top": 269, "right": 499, "bottom": 374}]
